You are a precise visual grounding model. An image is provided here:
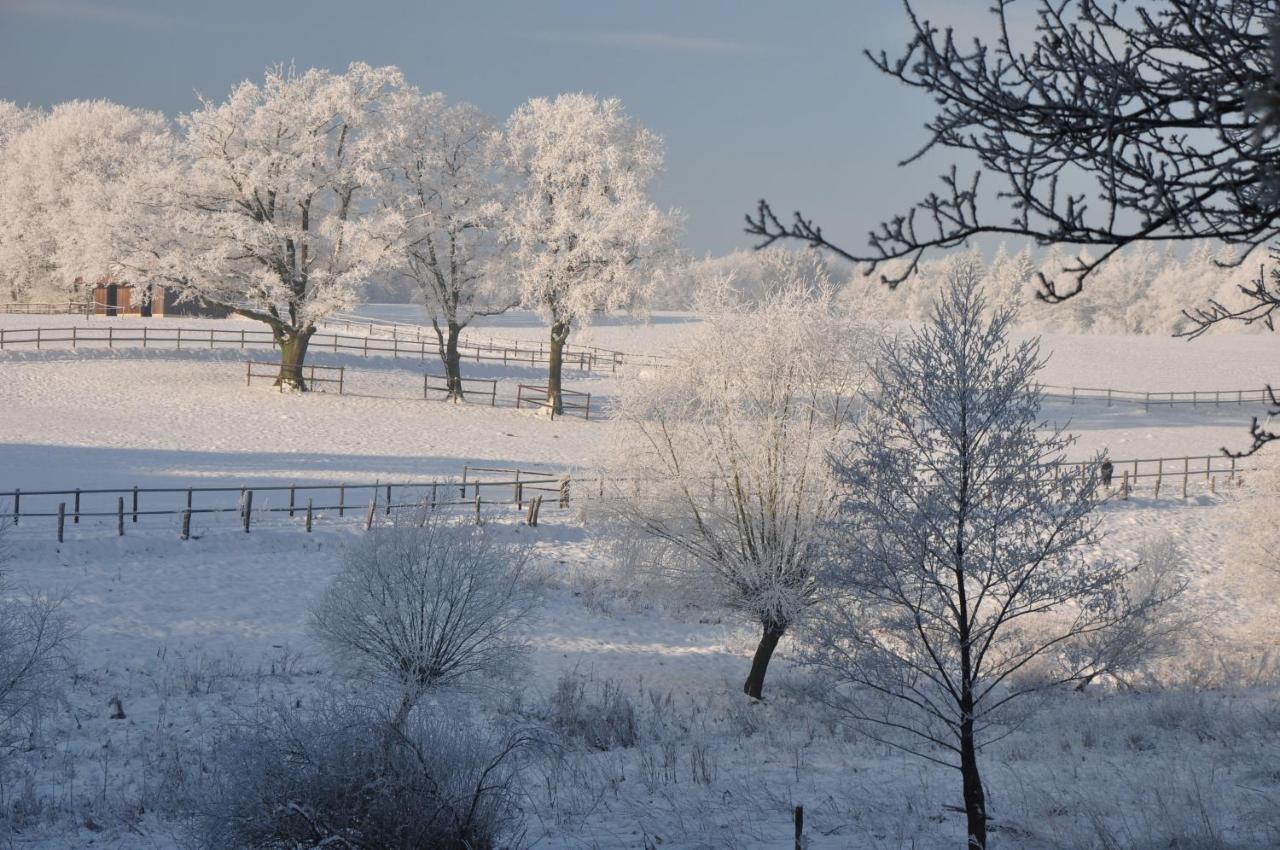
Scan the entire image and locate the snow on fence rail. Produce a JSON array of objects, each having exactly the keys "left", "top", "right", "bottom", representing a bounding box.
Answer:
[
  {"left": 1041, "top": 384, "right": 1277, "bottom": 409},
  {"left": 0, "top": 324, "right": 623, "bottom": 373},
  {"left": 1, "top": 471, "right": 571, "bottom": 542}
]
